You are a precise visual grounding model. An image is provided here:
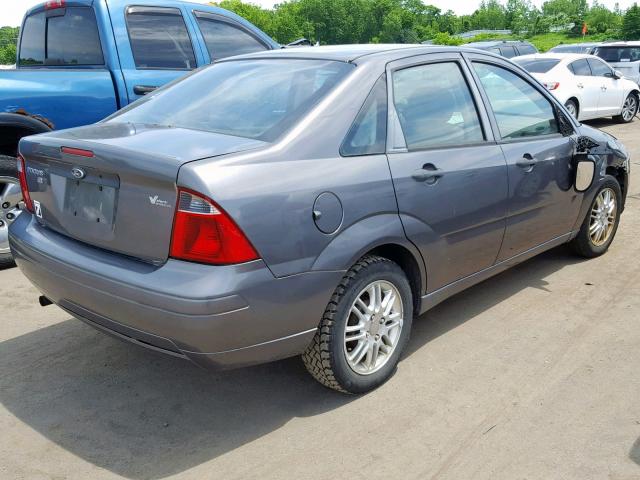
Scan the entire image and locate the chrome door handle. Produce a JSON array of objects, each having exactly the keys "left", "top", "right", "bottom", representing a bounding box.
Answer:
[
  {"left": 601, "top": 86, "right": 607, "bottom": 91},
  {"left": 412, "top": 163, "right": 443, "bottom": 184},
  {"left": 577, "top": 83, "right": 584, "bottom": 89}
]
